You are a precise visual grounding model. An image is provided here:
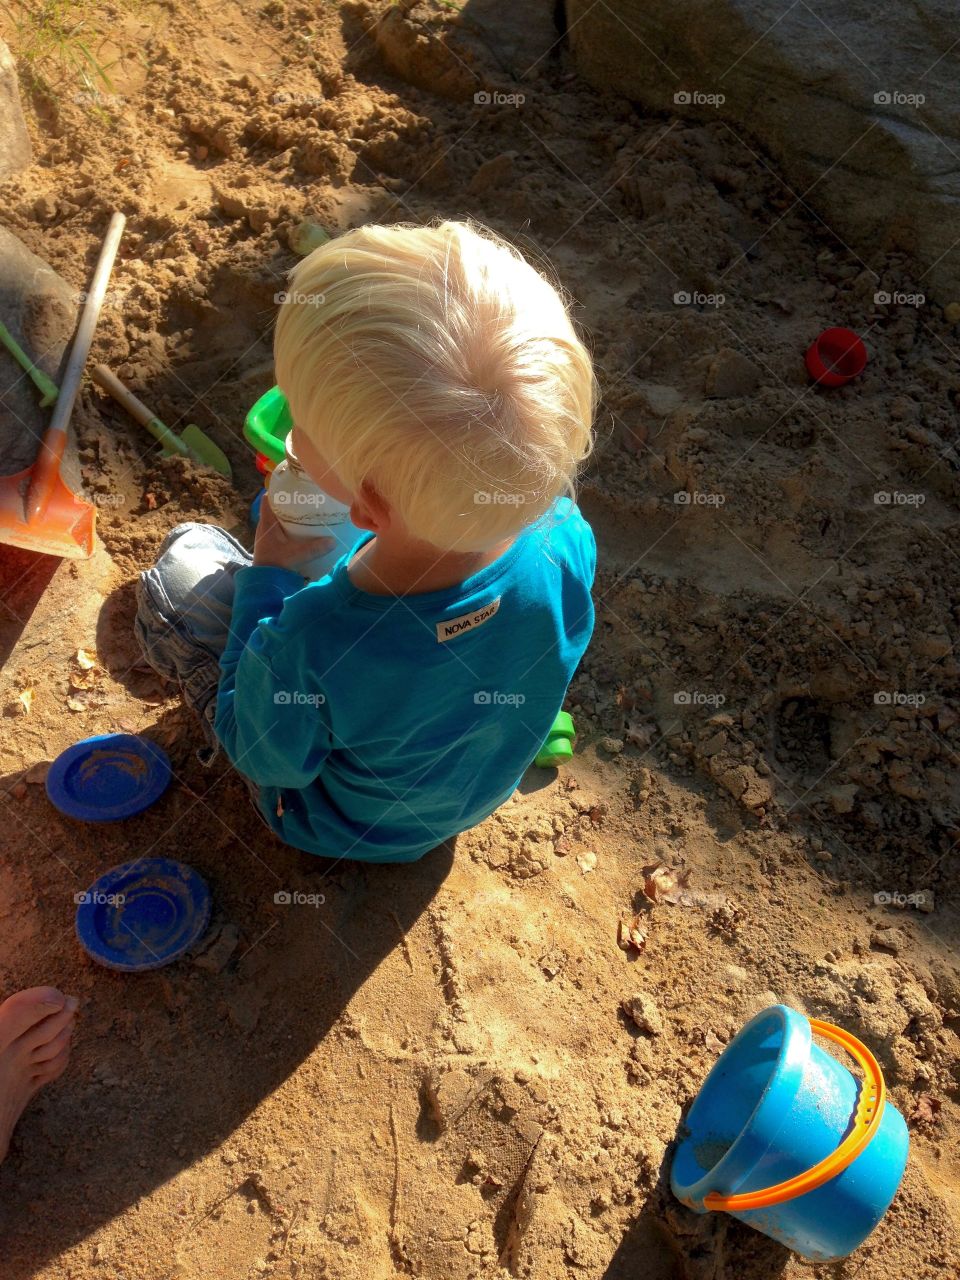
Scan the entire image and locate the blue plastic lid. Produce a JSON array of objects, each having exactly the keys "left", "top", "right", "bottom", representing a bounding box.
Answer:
[
  {"left": 75, "top": 857, "right": 212, "bottom": 971},
  {"left": 46, "top": 733, "right": 171, "bottom": 822}
]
